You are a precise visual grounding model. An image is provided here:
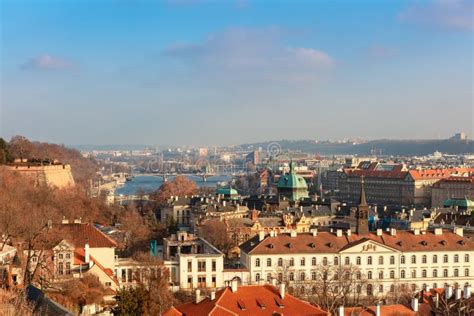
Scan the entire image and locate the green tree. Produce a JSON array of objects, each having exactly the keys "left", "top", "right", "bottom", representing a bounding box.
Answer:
[{"left": 113, "top": 286, "right": 147, "bottom": 315}]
